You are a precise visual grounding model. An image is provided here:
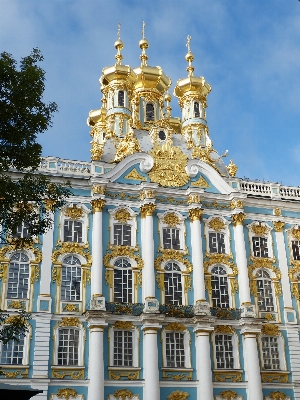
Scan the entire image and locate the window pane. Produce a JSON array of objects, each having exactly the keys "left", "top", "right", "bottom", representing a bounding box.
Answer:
[
  {"left": 261, "top": 336, "right": 280, "bottom": 370},
  {"left": 194, "top": 102, "right": 200, "bottom": 118},
  {"left": 209, "top": 233, "right": 225, "bottom": 254},
  {"left": 61, "top": 256, "right": 81, "bottom": 301},
  {"left": 57, "top": 328, "right": 79, "bottom": 366},
  {"left": 118, "top": 91, "right": 125, "bottom": 107},
  {"left": 215, "top": 334, "right": 234, "bottom": 369},
  {"left": 252, "top": 237, "right": 268, "bottom": 258},
  {"left": 114, "top": 224, "right": 132, "bottom": 246},
  {"left": 64, "top": 220, "right": 83, "bottom": 243},
  {"left": 257, "top": 270, "right": 274, "bottom": 312},
  {"left": 166, "top": 332, "right": 185, "bottom": 368},
  {"left": 113, "top": 330, "right": 133, "bottom": 367},
  {"left": 1, "top": 335, "right": 24, "bottom": 365},
  {"left": 211, "top": 266, "right": 229, "bottom": 308},
  {"left": 163, "top": 228, "right": 180, "bottom": 250},
  {"left": 114, "top": 259, "right": 132, "bottom": 303},
  {"left": 292, "top": 241, "right": 300, "bottom": 260},
  {"left": 146, "top": 103, "right": 154, "bottom": 121},
  {"left": 164, "top": 263, "right": 182, "bottom": 305},
  {"left": 7, "top": 252, "right": 30, "bottom": 299}
]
